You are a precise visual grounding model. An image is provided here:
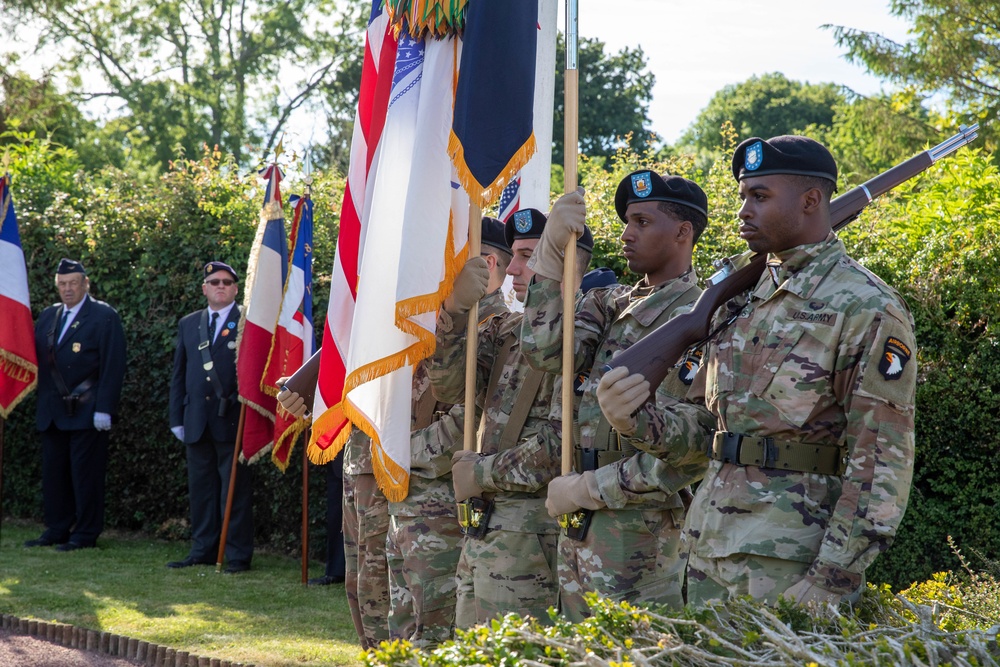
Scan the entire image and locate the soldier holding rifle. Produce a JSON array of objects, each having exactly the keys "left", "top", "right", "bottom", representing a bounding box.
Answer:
[
  {"left": 428, "top": 208, "right": 592, "bottom": 627},
  {"left": 520, "top": 175, "right": 713, "bottom": 620},
  {"left": 599, "top": 136, "right": 917, "bottom": 607}
]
